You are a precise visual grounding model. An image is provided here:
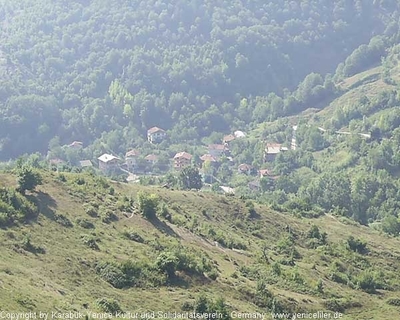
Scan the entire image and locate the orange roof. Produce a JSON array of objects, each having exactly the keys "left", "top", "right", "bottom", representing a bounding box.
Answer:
[
  {"left": 223, "top": 134, "right": 235, "bottom": 143},
  {"left": 125, "top": 149, "right": 140, "bottom": 157},
  {"left": 174, "top": 152, "right": 192, "bottom": 160},
  {"left": 200, "top": 154, "right": 218, "bottom": 162},
  {"left": 147, "top": 126, "right": 165, "bottom": 134},
  {"left": 259, "top": 169, "right": 272, "bottom": 176},
  {"left": 208, "top": 144, "right": 225, "bottom": 150},
  {"left": 145, "top": 154, "right": 158, "bottom": 161}
]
